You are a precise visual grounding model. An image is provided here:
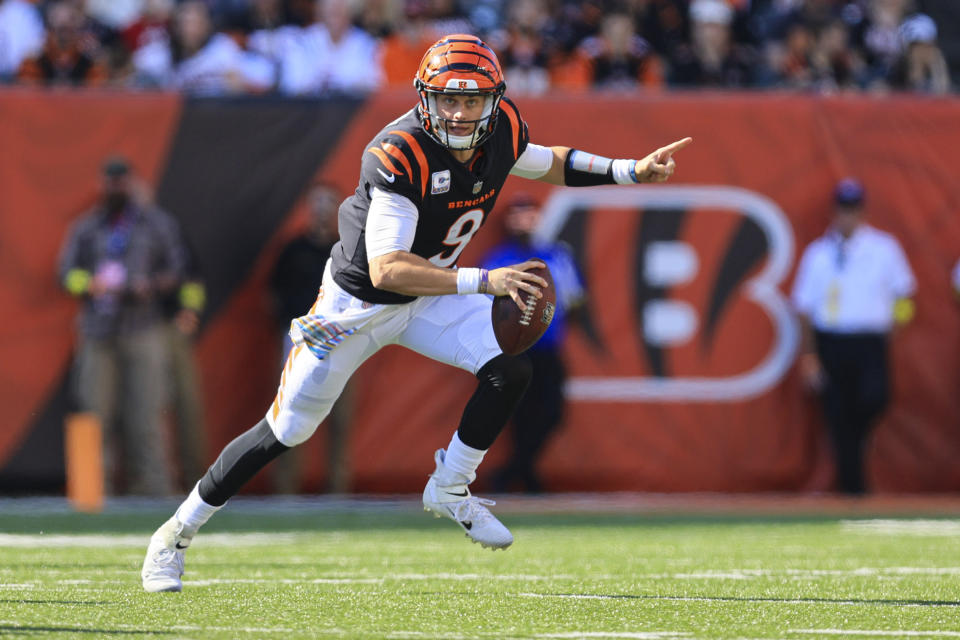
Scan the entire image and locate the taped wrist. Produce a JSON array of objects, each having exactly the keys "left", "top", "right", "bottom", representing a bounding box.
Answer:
[
  {"left": 564, "top": 150, "right": 640, "bottom": 186},
  {"left": 456, "top": 267, "right": 489, "bottom": 295}
]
